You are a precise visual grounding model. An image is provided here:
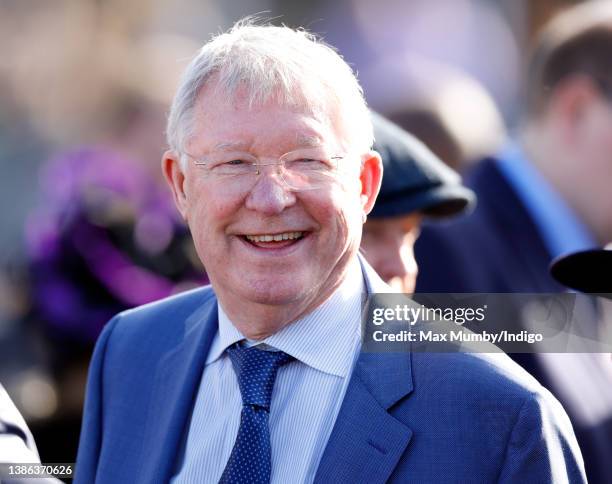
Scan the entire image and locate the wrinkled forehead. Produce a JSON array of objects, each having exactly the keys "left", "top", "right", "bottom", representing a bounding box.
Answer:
[{"left": 191, "top": 74, "right": 353, "bottom": 149}]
